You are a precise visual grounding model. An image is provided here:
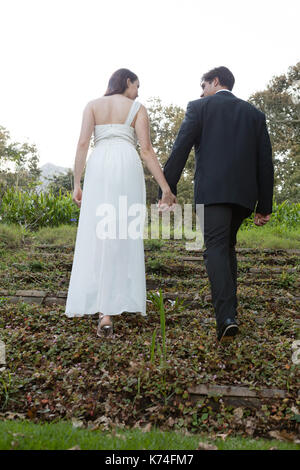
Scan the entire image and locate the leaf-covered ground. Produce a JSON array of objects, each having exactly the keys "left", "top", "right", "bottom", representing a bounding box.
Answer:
[{"left": 0, "top": 240, "right": 299, "bottom": 439}]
